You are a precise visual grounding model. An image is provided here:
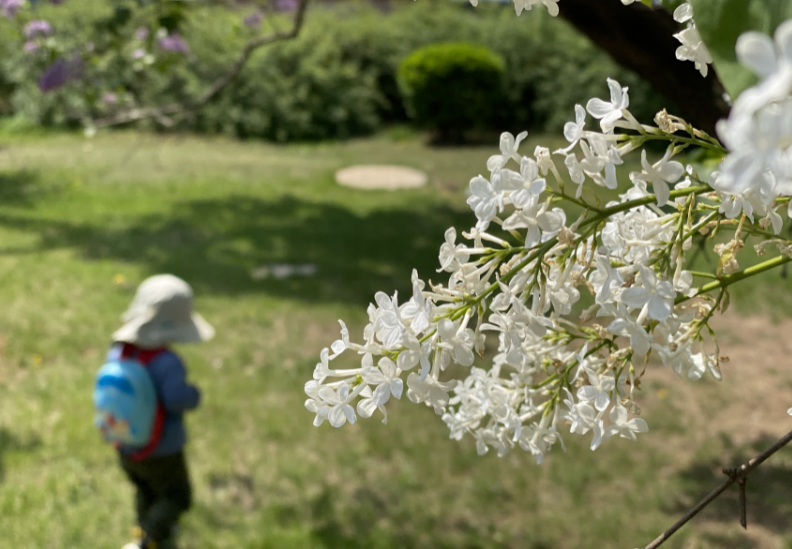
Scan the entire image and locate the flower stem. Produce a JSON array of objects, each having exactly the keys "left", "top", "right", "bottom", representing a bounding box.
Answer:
[
  {"left": 637, "top": 134, "right": 726, "bottom": 154},
  {"left": 689, "top": 271, "right": 719, "bottom": 280},
  {"left": 678, "top": 254, "right": 792, "bottom": 304},
  {"left": 548, "top": 189, "right": 602, "bottom": 213},
  {"left": 595, "top": 185, "right": 710, "bottom": 220},
  {"left": 681, "top": 211, "right": 718, "bottom": 243}
]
